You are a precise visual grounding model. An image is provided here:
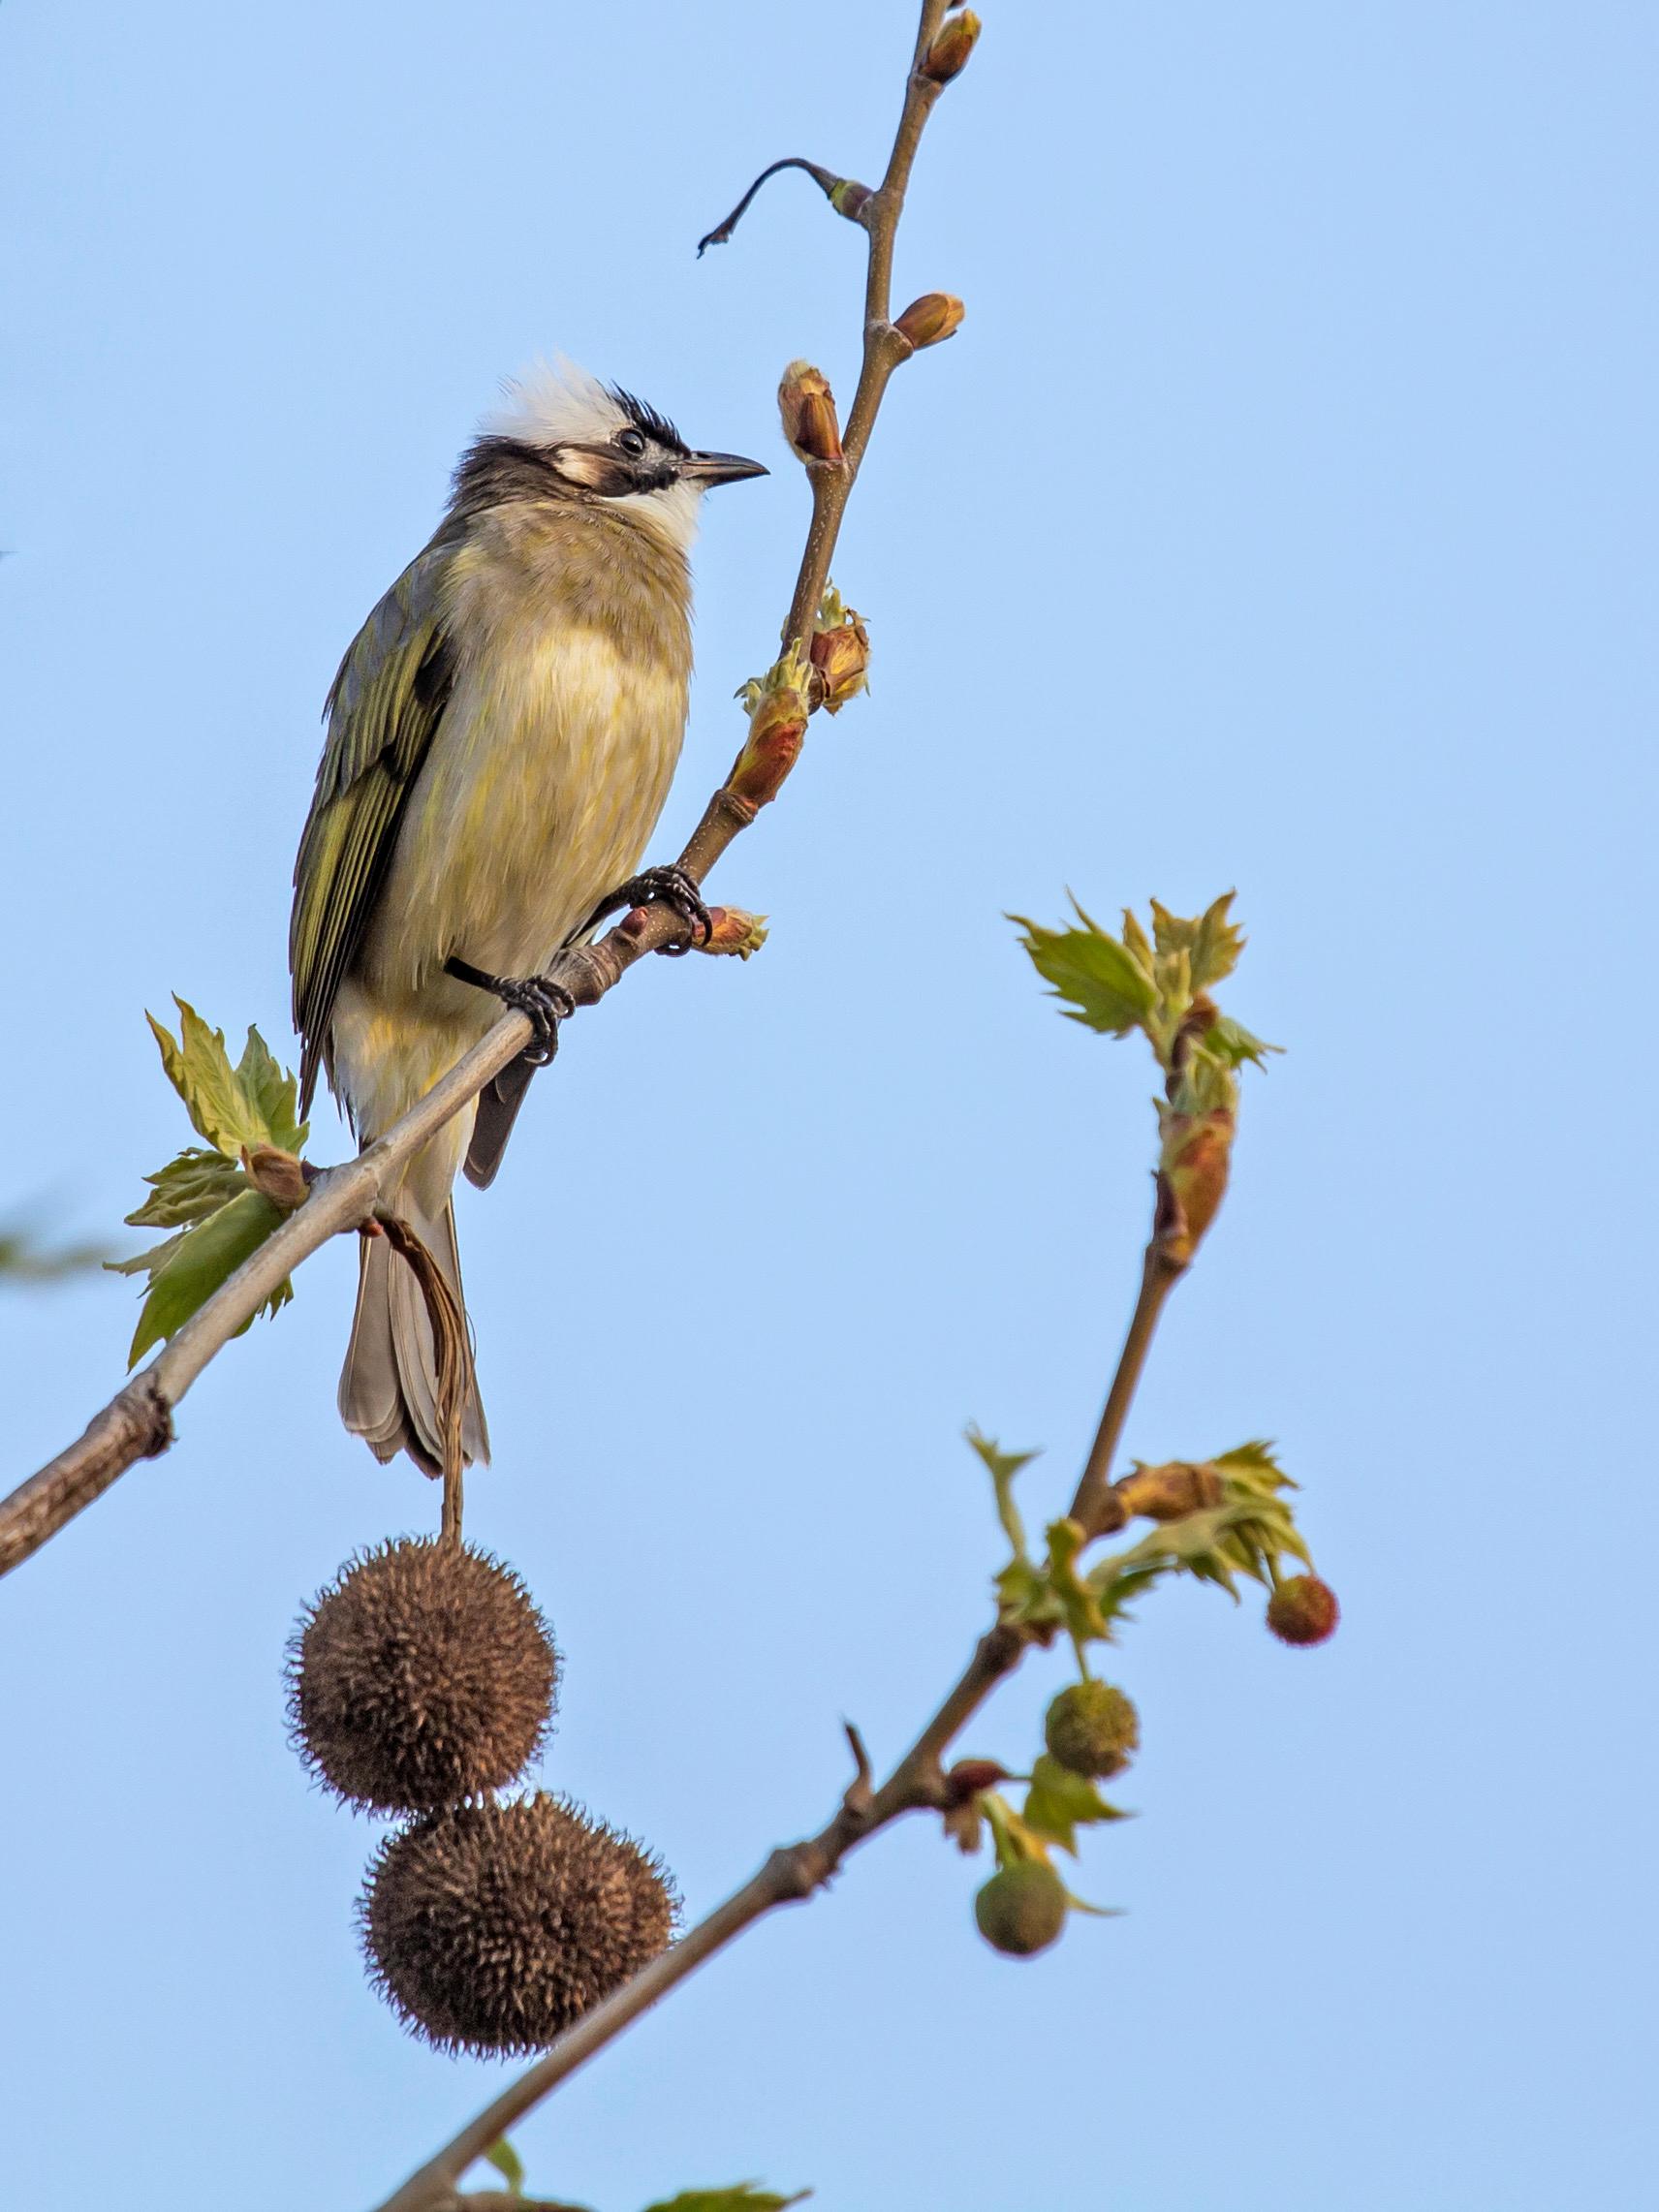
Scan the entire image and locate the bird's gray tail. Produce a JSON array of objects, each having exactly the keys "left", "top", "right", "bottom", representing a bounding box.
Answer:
[{"left": 339, "top": 1196, "right": 489, "bottom": 1476}]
